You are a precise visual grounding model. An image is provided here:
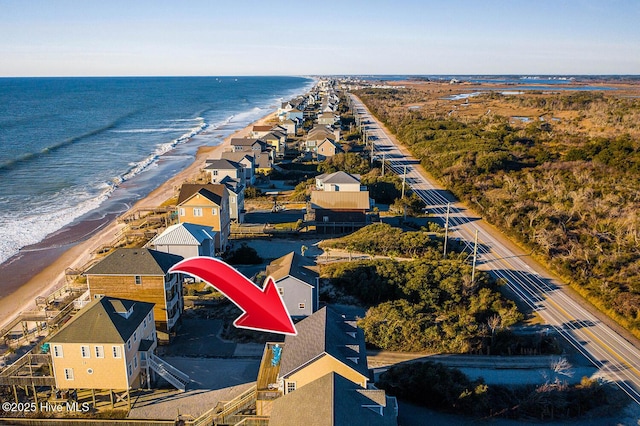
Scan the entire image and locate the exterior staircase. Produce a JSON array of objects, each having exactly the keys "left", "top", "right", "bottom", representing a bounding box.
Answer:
[{"left": 148, "top": 353, "right": 190, "bottom": 391}]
